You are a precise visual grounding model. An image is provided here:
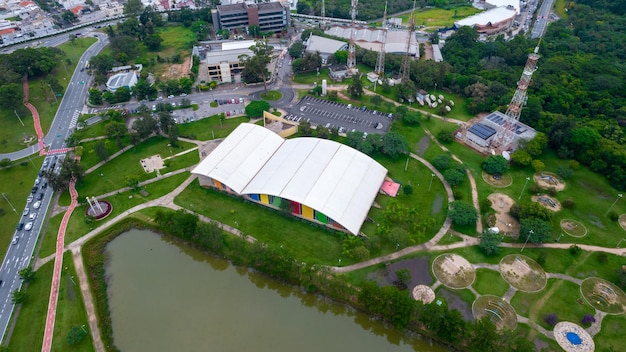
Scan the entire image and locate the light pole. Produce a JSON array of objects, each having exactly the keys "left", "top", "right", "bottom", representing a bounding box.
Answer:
[
  {"left": 519, "top": 177, "right": 531, "bottom": 200},
  {"left": 555, "top": 233, "right": 564, "bottom": 243},
  {"left": 617, "top": 238, "right": 626, "bottom": 248},
  {"left": 14, "top": 110, "right": 24, "bottom": 127},
  {"left": 521, "top": 229, "right": 533, "bottom": 252},
  {"left": 434, "top": 81, "right": 437, "bottom": 96},
  {"left": 1, "top": 193, "right": 18, "bottom": 215},
  {"left": 606, "top": 193, "right": 623, "bottom": 214},
  {"left": 428, "top": 173, "right": 435, "bottom": 192},
  {"left": 338, "top": 258, "right": 342, "bottom": 266}
]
